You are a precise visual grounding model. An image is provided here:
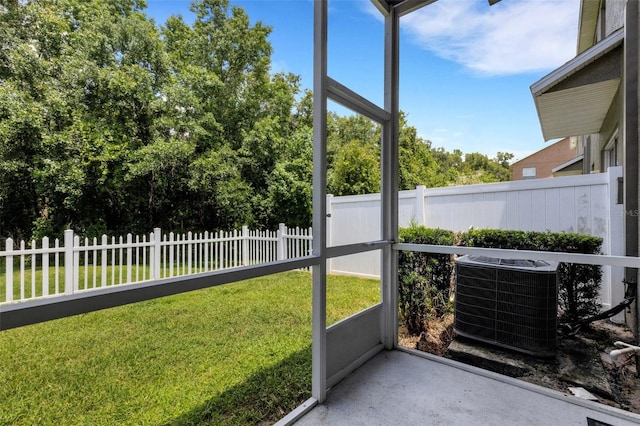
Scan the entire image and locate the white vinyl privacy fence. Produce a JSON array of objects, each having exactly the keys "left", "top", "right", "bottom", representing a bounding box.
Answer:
[
  {"left": 328, "top": 166, "right": 625, "bottom": 315},
  {"left": 1, "top": 224, "right": 311, "bottom": 305}
]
